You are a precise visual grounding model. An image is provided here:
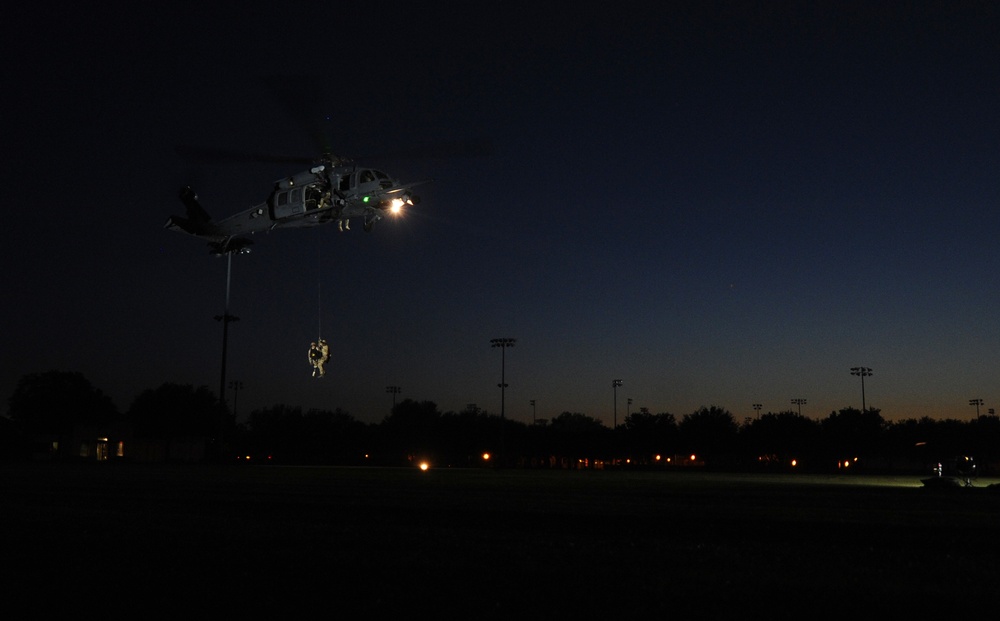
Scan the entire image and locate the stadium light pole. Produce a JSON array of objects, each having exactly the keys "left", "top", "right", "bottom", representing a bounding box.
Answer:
[
  {"left": 753, "top": 403, "right": 762, "bottom": 420},
  {"left": 491, "top": 338, "right": 515, "bottom": 466},
  {"left": 490, "top": 339, "right": 516, "bottom": 420},
  {"left": 612, "top": 379, "right": 623, "bottom": 429},
  {"left": 386, "top": 385, "right": 401, "bottom": 412},
  {"left": 791, "top": 398, "right": 806, "bottom": 416},
  {"left": 969, "top": 398, "right": 983, "bottom": 418},
  {"left": 850, "top": 367, "right": 873, "bottom": 412}
]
